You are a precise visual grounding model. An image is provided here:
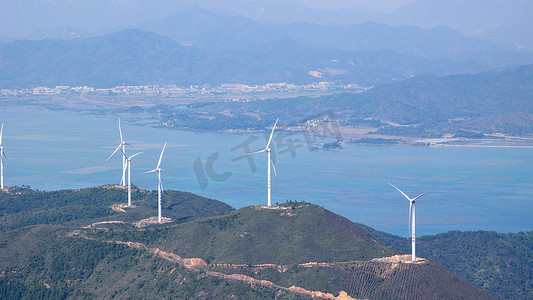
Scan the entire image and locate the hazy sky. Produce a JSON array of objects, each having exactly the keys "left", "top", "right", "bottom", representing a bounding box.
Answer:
[
  {"left": 1, "top": 0, "right": 532, "bottom": 51},
  {"left": 300, "top": 0, "right": 417, "bottom": 13},
  {"left": 0, "top": 0, "right": 417, "bottom": 39}
]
